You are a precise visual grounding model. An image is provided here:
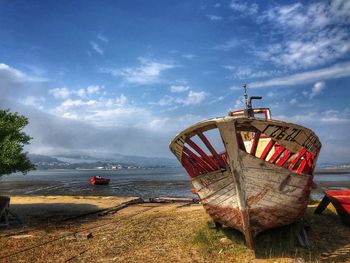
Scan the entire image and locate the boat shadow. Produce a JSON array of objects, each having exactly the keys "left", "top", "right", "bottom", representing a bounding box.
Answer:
[{"left": 4, "top": 202, "right": 102, "bottom": 227}]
